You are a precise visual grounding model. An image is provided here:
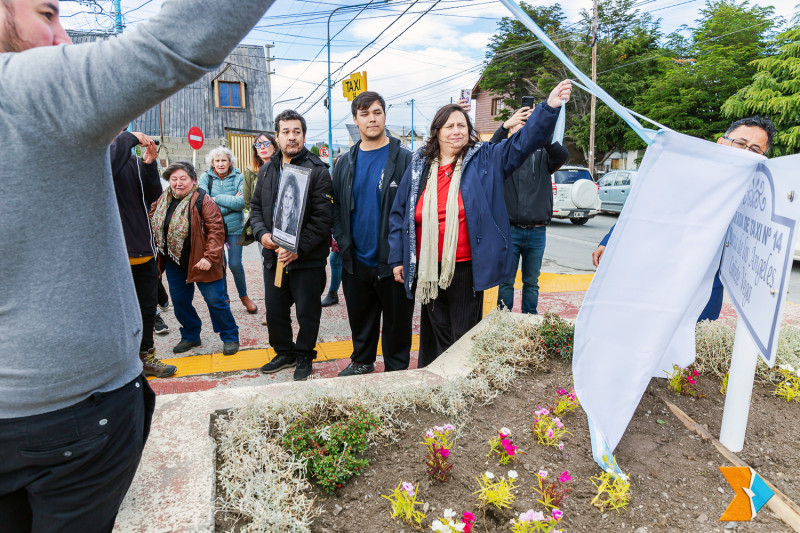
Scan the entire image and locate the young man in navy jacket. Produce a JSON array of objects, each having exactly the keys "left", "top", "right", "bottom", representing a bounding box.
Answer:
[{"left": 332, "top": 91, "right": 414, "bottom": 376}]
